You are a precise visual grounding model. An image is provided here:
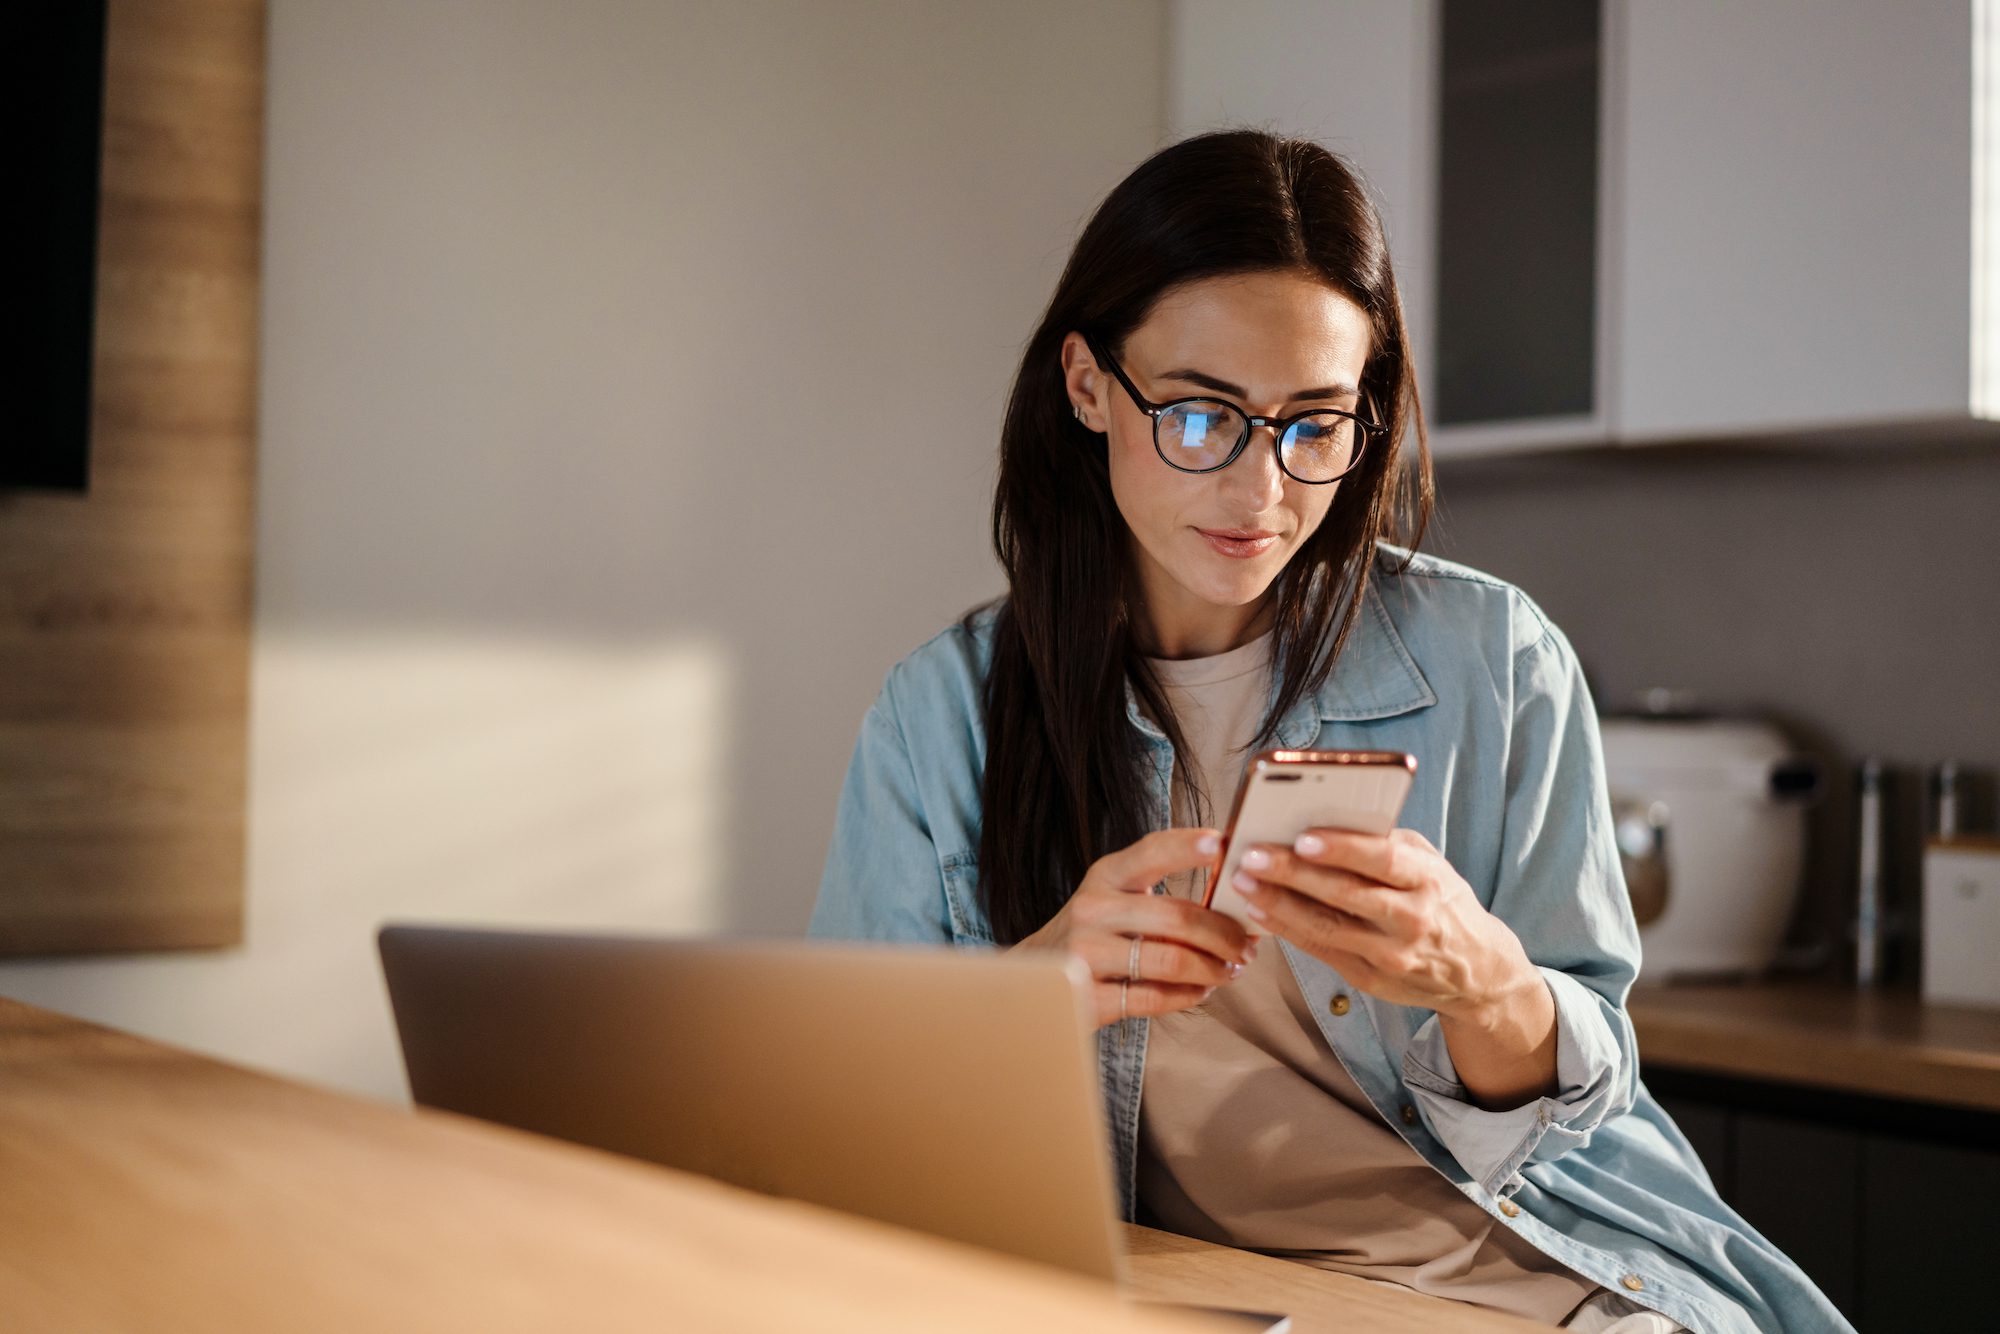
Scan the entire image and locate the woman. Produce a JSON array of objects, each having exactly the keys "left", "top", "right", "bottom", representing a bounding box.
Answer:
[{"left": 808, "top": 129, "right": 1848, "bottom": 1334}]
